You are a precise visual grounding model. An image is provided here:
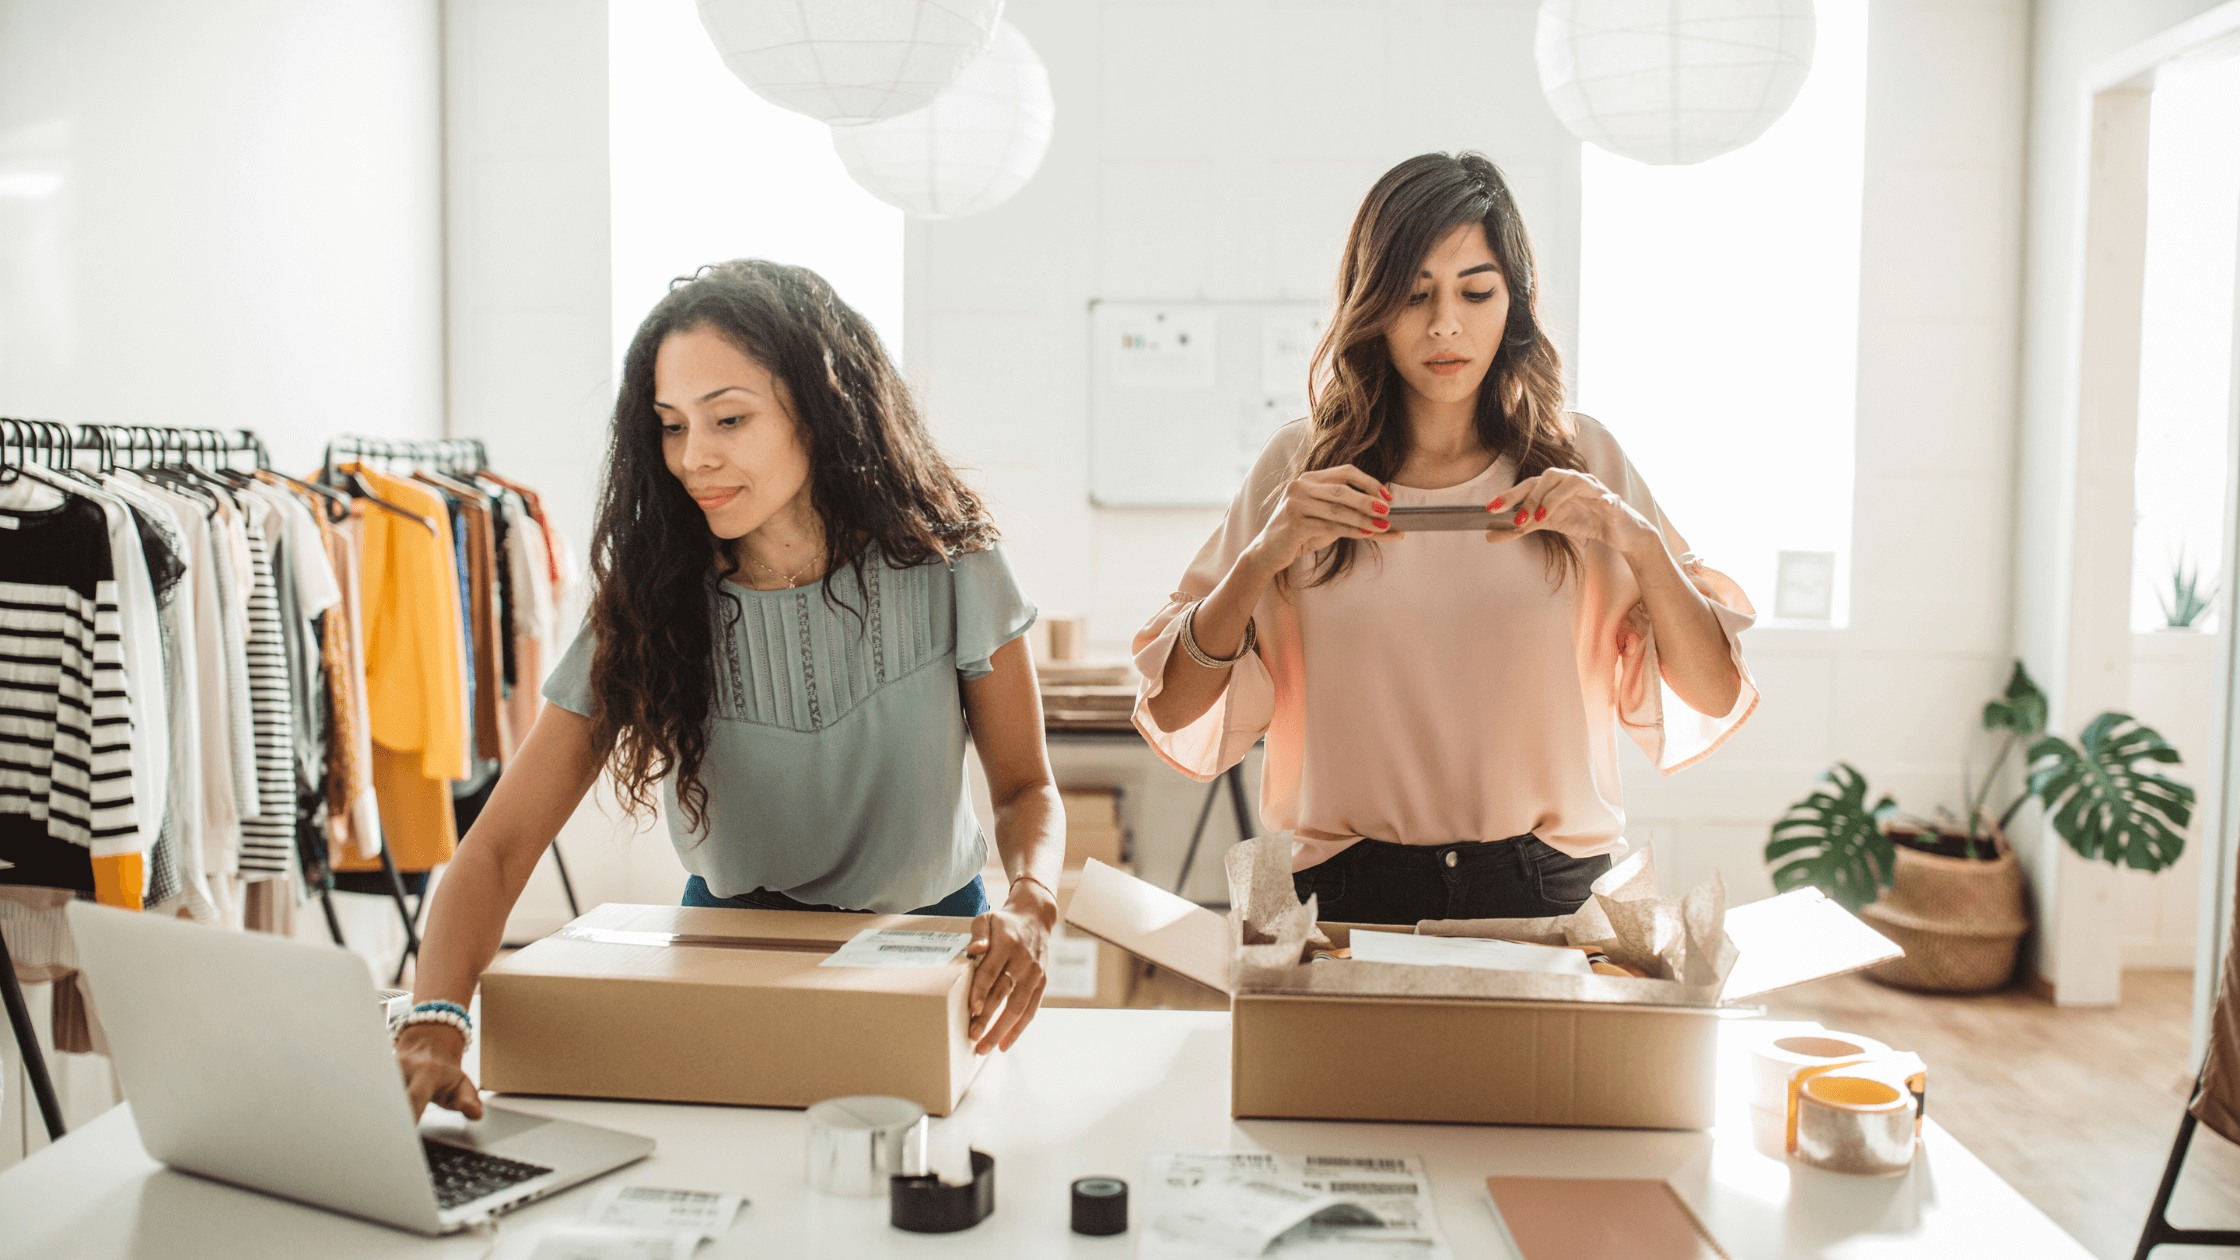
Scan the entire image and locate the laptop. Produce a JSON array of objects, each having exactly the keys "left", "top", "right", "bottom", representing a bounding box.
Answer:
[{"left": 67, "top": 901, "right": 655, "bottom": 1235}]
